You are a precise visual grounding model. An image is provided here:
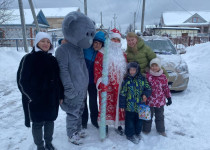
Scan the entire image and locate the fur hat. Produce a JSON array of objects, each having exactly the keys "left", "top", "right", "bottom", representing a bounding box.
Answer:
[
  {"left": 110, "top": 28, "right": 121, "bottom": 40},
  {"left": 34, "top": 32, "right": 54, "bottom": 53},
  {"left": 150, "top": 58, "right": 161, "bottom": 67},
  {"left": 127, "top": 62, "right": 140, "bottom": 77}
]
